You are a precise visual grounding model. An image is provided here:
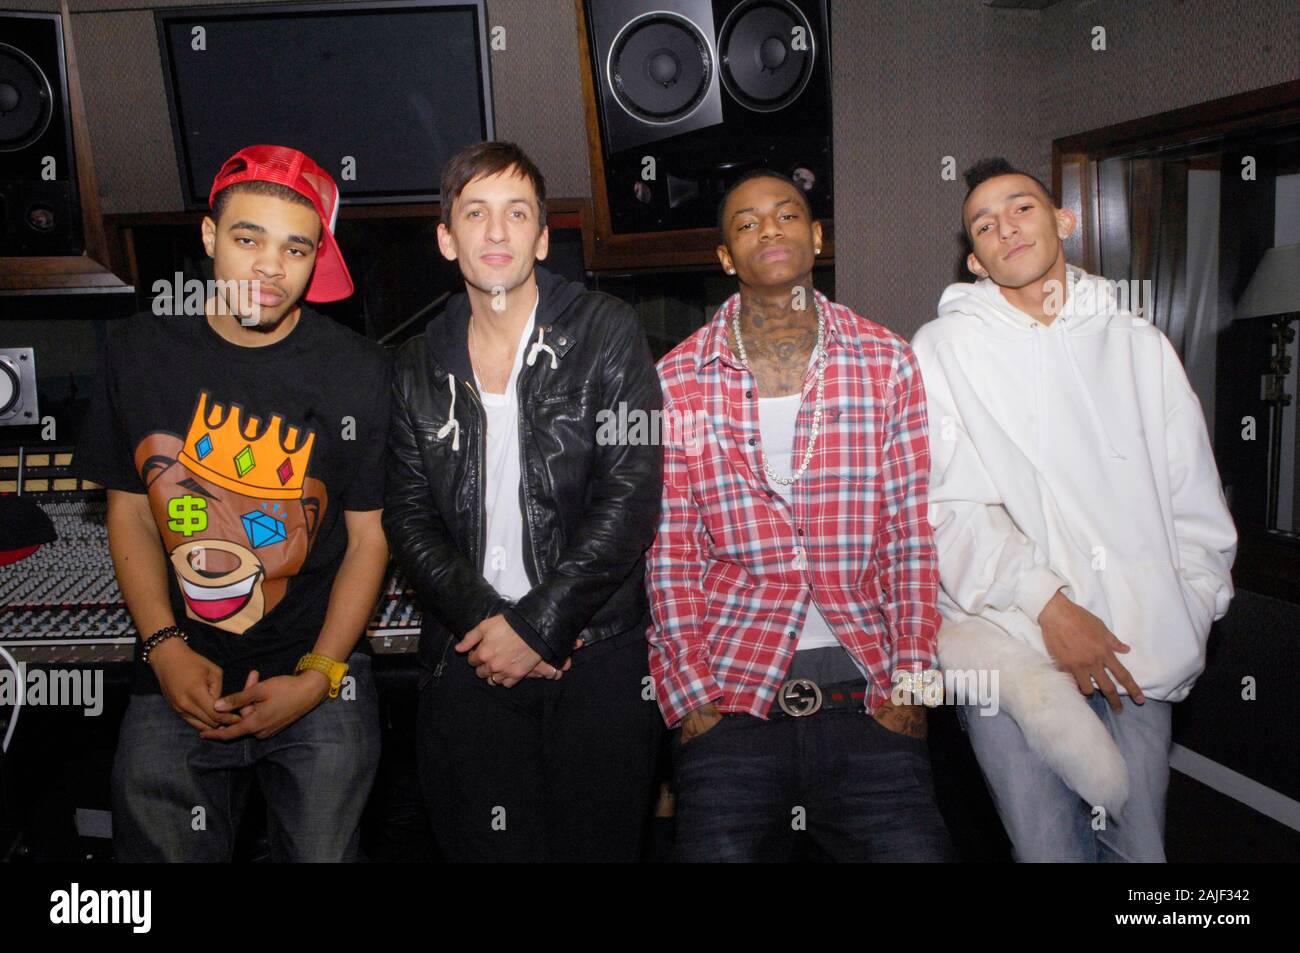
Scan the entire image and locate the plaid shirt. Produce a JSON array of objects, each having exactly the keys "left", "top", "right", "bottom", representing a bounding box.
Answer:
[{"left": 646, "top": 290, "right": 940, "bottom": 726}]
